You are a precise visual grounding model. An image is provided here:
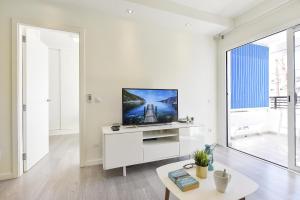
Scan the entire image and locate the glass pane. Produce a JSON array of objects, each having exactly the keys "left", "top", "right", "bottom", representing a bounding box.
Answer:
[
  {"left": 295, "top": 31, "right": 300, "bottom": 167},
  {"left": 227, "top": 31, "right": 288, "bottom": 166}
]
